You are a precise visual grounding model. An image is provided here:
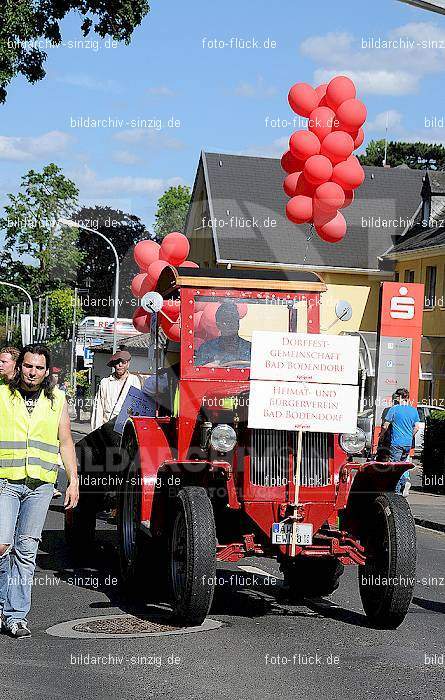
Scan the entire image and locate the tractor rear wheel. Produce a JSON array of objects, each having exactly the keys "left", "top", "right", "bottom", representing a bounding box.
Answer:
[
  {"left": 358, "top": 492, "right": 416, "bottom": 629},
  {"left": 117, "top": 453, "right": 166, "bottom": 602},
  {"left": 281, "top": 557, "right": 344, "bottom": 598},
  {"left": 169, "top": 487, "right": 216, "bottom": 625}
]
